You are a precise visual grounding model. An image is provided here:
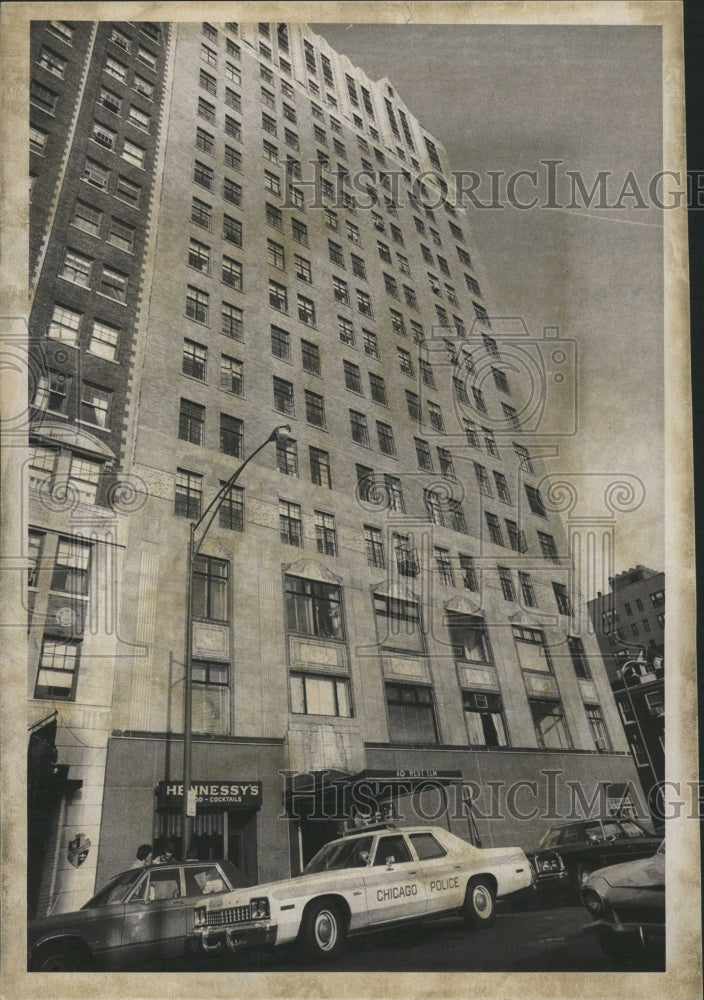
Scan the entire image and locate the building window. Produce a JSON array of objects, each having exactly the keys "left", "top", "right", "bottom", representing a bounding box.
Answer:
[
  {"left": 650, "top": 589, "right": 665, "bottom": 607},
  {"left": 526, "top": 485, "right": 547, "bottom": 517},
  {"left": 99, "top": 266, "right": 128, "bottom": 302},
  {"left": 107, "top": 217, "right": 135, "bottom": 253},
  {"left": 472, "top": 387, "right": 487, "bottom": 412},
  {"left": 333, "top": 275, "right": 350, "bottom": 305},
  {"left": 279, "top": 500, "right": 303, "bottom": 547},
  {"left": 221, "top": 302, "right": 243, "bottom": 339},
  {"left": 343, "top": 360, "right": 362, "bottom": 394},
  {"left": 356, "top": 290, "right": 373, "bottom": 317},
  {"left": 31, "top": 79, "right": 59, "bottom": 114},
  {"left": 385, "top": 683, "right": 438, "bottom": 745},
  {"left": 364, "top": 525, "right": 385, "bottom": 569},
  {"left": 513, "top": 626, "right": 553, "bottom": 673},
  {"left": 435, "top": 547, "right": 455, "bottom": 586},
  {"left": 314, "top": 510, "right": 338, "bottom": 556},
  {"left": 286, "top": 575, "right": 344, "bottom": 638},
  {"left": 310, "top": 447, "right": 331, "bottom": 488},
  {"left": 377, "top": 421, "right": 395, "bottom": 456},
  {"left": 503, "top": 403, "right": 520, "bottom": 428},
  {"left": 277, "top": 436, "right": 298, "bottom": 477},
  {"left": 328, "top": 240, "right": 344, "bottom": 266},
  {"left": 47, "top": 304, "right": 81, "bottom": 345},
  {"left": 459, "top": 554, "right": 478, "bottom": 591},
  {"left": 122, "top": 139, "right": 145, "bottom": 168},
  {"left": 269, "top": 280, "right": 288, "bottom": 312},
  {"left": 464, "top": 419, "right": 480, "bottom": 448},
  {"left": 179, "top": 399, "right": 205, "bottom": 444},
  {"left": 538, "top": 531, "right": 560, "bottom": 564},
  {"left": 530, "top": 699, "right": 571, "bottom": 749},
  {"left": 192, "top": 661, "right": 230, "bottom": 735},
  {"left": 133, "top": 73, "right": 154, "bottom": 99},
  {"left": 397, "top": 348, "right": 414, "bottom": 377},
  {"left": 363, "top": 329, "right": 379, "bottom": 359},
  {"left": 474, "top": 463, "right": 492, "bottom": 497},
  {"left": 297, "top": 294, "right": 316, "bottom": 326},
  {"left": 406, "top": 391, "right": 421, "bottom": 421},
  {"left": 219, "top": 483, "right": 244, "bottom": 531},
  {"left": 519, "top": 571, "right": 536, "bottom": 607},
  {"left": 348, "top": 410, "right": 368, "bottom": 447},
  {"left": 68, "top": 456, "right": 101, "bottom": 504},
  {"left": 506, "top": 520, "right": 526, "bottom": 553},
  {"left": 369, "top": 373, "right": 387, "bottom": 405},
  {"left": 567, "top": 636, "right": 591, "bottom": 679},
  {"left": 301, "top": 340, "right": 320, "bottom": 375},
  {"left": 305, "top": 390, "right": 325, "bottom": 427},
  {"left": 223, "top": 177, "right": 242, "bottom": 205},
  {"left": 127, "top": 105, "right": 150, "bottom": 132},
  {"left": 60, "top": 249, "right": 92, "bottom": 287},
  {"left": 338, "top": 316, "right": 355, "bottom": 346},
  {"left": 291, "top": 674, "right": 351, "bottom": 717},
  {"left": 47, "top": 20, "right": 74, "bottom": 45},
  {"left": 191, "top": 556, "right": 228, "bottom": 623},
  {"left": 424, "top": 488, "right": 445, "bottom": 526},
  {"left": 30, "top": 125, "right": 48, "bottom": 155},
  {"left": 223, "top": 215, "right": 242, "bottom": 246},
  {"left": 266, "top": 238, "right": 285, "bottom": 270},
  {"left": 175, "top": 469, "right": 202, "bottom": 519},
  {"left": 273, "top": 376, "right": 294, "bottom": 415},
  {"left": 186, "top": 286, "right": 209, "bottom": 324},
  {"left": 494, "top": 472, "right": 511, "bottom": 503},
  {"left": 351, "top": 254, "right": 366, "bottom": 279},
  {"left": 393, "top": 533, "right": 419, "bottom": 577},
  {"left": 188, "top": 238, "right": 211, "bottom": 274},
  {"left": 271, "top": 325, "right": 290, "bottom": 361},
  {"left": 463, "top": 693, "right": 508, "bottom": 747},
  {"left": 585, "top": 705, "right": 611, "bottom": 751},
  {"left": 88, "top": 320, "right": 119, "bottom": 361},
  {"left": 415, "top": 438, "right": 432, "bottom": 471},
  {"left": 292, "top": 218, "right": 309, "bottom": 246},
  {"left": 80, "top": 382, "right": 111, "bottom": 428},
  {"left": 220, "top": 414, "right": 243, "bottom": 458},
  {"left": 220, "top": 354, "right": 243, "bottom": 395},
  {"left": 35, "top": 638, "right": 80, "bottom": 700},
  {"left": 29, "top": 445, "right": 56, "bottom": 489},
  {"left": 498, "top": 566, "right": 516, "bottom": 601},
  {"left": 72, "top": 200, "right": 102, "bottom": 237},
  {"left": 50, "top": 537, "right": 92, "bottom": 595},
  {"left": 482, "top": 428, "right": 499, "bottom": 457},
  {"left": 294, "top": 255, "right": 312, "bottom": 283},
  {"left": 513, "top": 442, "right": 534, "bottom": 473},
  {"left": 225, "top": 145, "right": 242, "bottom": 172},
  {"left": 390, "top": 310, "right": 406, "bottom": 337},
  {"left": 191, "top": 197, "right": 212, "bottom": 230},
  {"left": 553, "top": 582, "right": 573, "bottom": 616}
]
